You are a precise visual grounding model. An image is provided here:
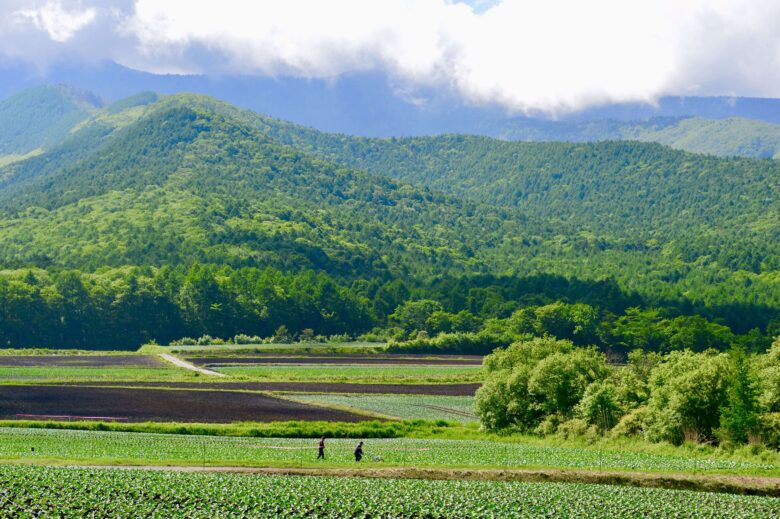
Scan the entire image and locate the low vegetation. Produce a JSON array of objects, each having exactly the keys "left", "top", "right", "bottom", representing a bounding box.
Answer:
[
  {"left": 476, "top": 336, "right": 780, "bottom": 449},
  {"left": 3, "top": 466, "right": 778, "bottom": 518},
  {"left": 287, "top": 394, "right": 478, "bottom": 423}
]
